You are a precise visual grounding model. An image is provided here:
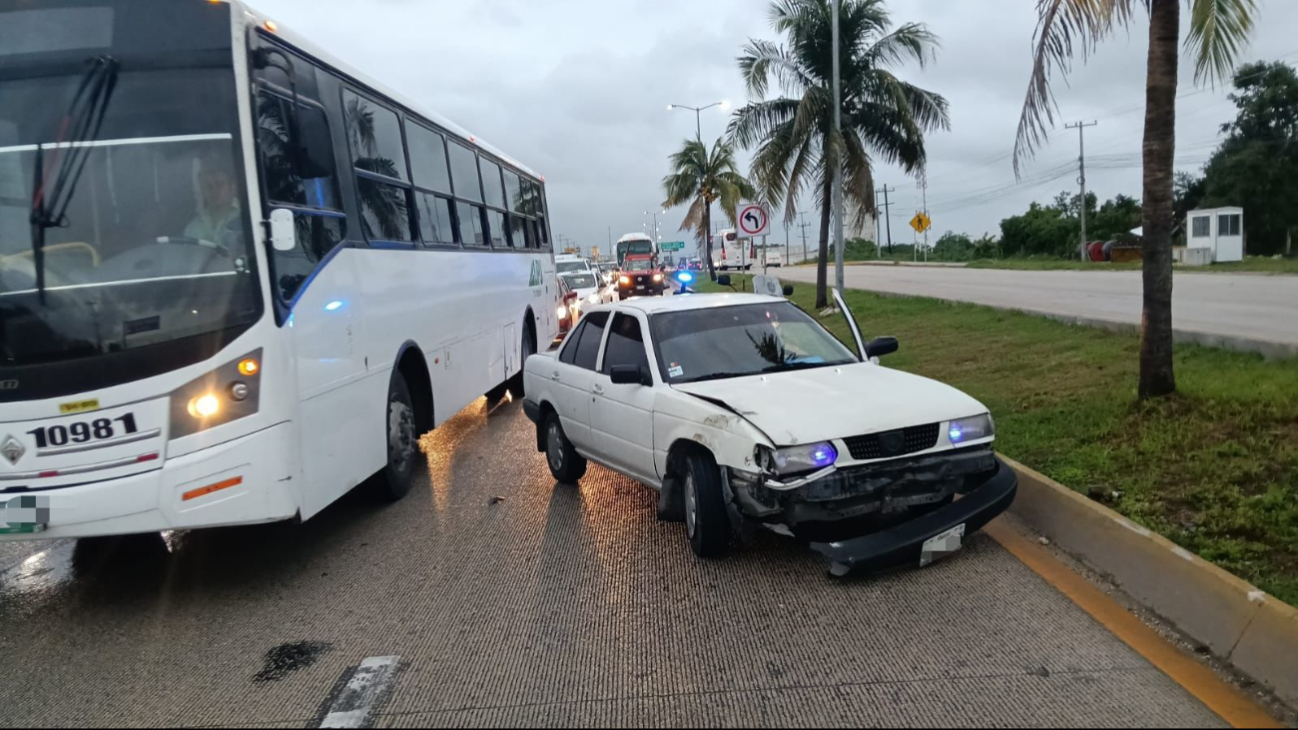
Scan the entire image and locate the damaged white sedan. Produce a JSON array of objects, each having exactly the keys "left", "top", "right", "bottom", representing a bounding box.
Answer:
[{"left": 522, "top": 285, "right": 1017, "bottom": 575}]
